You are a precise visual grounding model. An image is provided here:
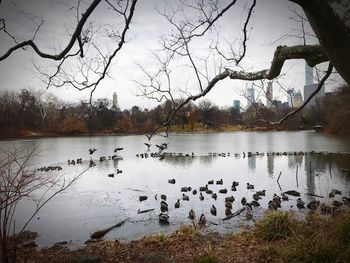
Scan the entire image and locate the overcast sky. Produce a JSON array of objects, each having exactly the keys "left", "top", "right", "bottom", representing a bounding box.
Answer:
[{"left": 0, "top": 0, "right": 333, "bottom": 110}]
